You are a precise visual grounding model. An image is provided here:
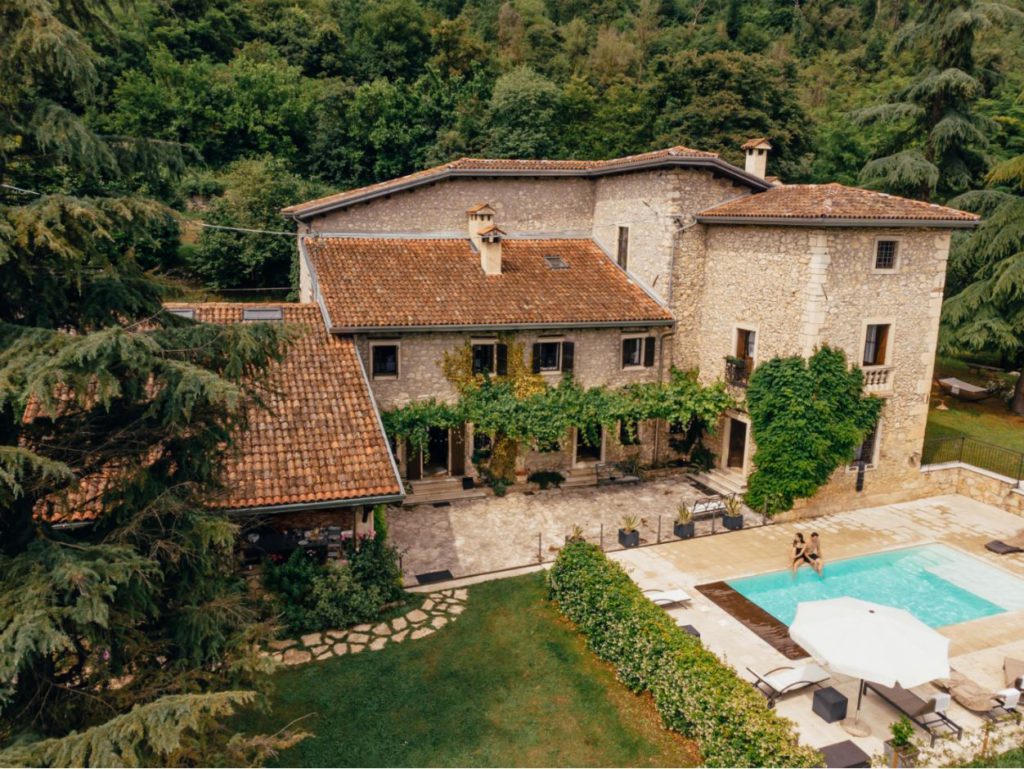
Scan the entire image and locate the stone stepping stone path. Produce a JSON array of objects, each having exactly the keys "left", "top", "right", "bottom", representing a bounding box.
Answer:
[{"left": 265, "top": 589, "right": 467, "bottom": 667}]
